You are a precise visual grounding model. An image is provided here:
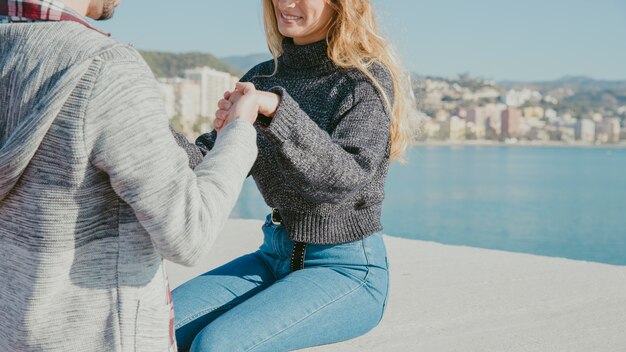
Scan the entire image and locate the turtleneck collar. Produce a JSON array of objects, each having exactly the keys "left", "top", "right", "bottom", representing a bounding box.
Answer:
[{"left": 279, "top": 37, "right": 336, "bottom": 74}]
